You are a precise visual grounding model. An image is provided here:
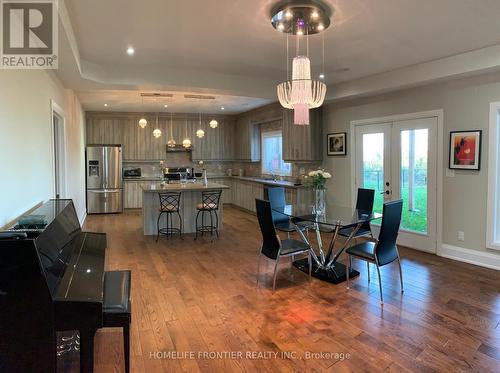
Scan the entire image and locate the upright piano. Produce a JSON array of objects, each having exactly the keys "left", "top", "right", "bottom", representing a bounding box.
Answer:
[{"left": 0, "top": 199, "right": 106, "bottom": 372}]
